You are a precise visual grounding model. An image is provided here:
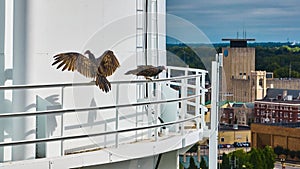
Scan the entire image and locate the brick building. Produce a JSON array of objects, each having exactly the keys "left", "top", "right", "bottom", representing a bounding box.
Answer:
[
  {"left": 251, "top": 123, "right": 300, "bottom": 151},
  {"left": 221, "top": 38, "right": 256, "bottom": 102},
  {"left": 221, "top": 102, "right": 254, "bottom": 126},
  {"left": 219, "top": 125, "right": 251, "bottom": 145},
  {"left": 254, "top": 88, "right": 300, "bottom": 123}
]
